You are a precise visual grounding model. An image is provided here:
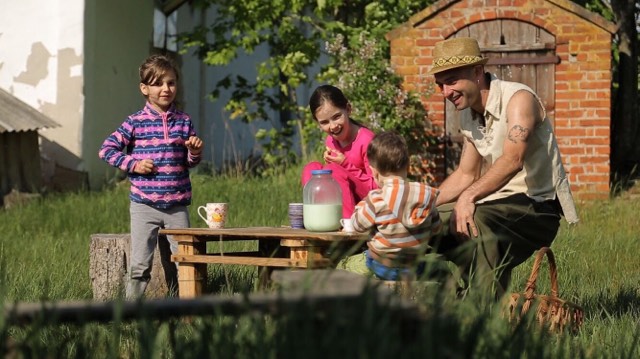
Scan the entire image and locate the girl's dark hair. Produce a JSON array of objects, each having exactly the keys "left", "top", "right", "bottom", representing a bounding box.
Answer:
[
  {"left": 308, "top": 85, "right": 349, "bottom": 120},
  {"left": 139, "top": 54, "right": 179, "bottom": 85},
  {"left": 367, "top": 131, "right": 409, "bottom": 175}
]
